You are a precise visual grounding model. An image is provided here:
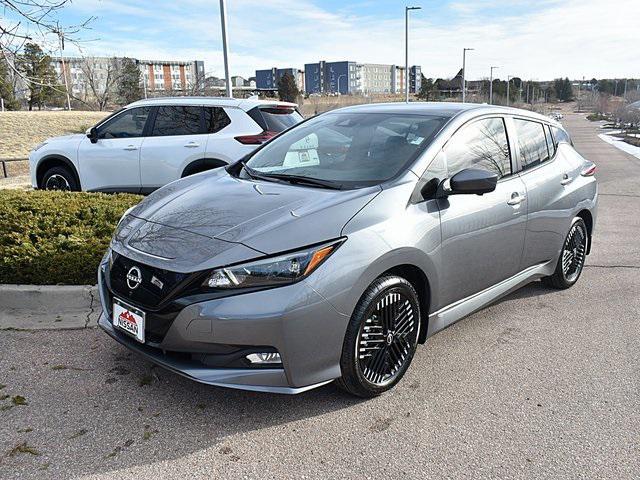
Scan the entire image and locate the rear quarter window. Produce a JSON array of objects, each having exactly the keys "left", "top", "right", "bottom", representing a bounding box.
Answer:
[
  {"left": 248, "top": 106, "right": 303, "bottom": 132},
  {"left": 551, "top": 126, "right": 573, "bottom": 147}
]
